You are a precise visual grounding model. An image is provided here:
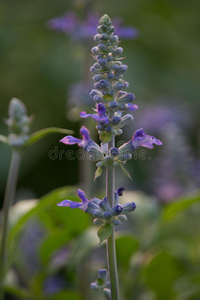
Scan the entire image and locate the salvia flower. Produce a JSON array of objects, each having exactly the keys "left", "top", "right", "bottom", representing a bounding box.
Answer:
[
  {"left": 119, "top": 128, "right": 162, "bottom": 156},
  {"left": 80, "top": 103, "right": 109, "bottom": 125},
  {"left": 57, "top": 189, "right": 89, "bottom": 211},
  {"left": 60, "top": 126, "right": 104, "bottom": 161}
]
